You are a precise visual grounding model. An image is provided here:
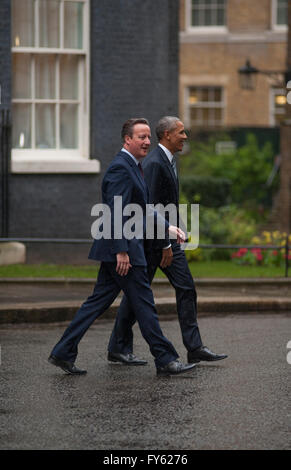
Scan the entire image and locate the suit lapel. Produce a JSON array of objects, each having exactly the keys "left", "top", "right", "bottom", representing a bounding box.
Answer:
[
  {"left": 120, "top": 151, "right": 147, "bottom": 193},
  {"left": 158, "top": 147, "right": 179, "bottom": 203}
]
